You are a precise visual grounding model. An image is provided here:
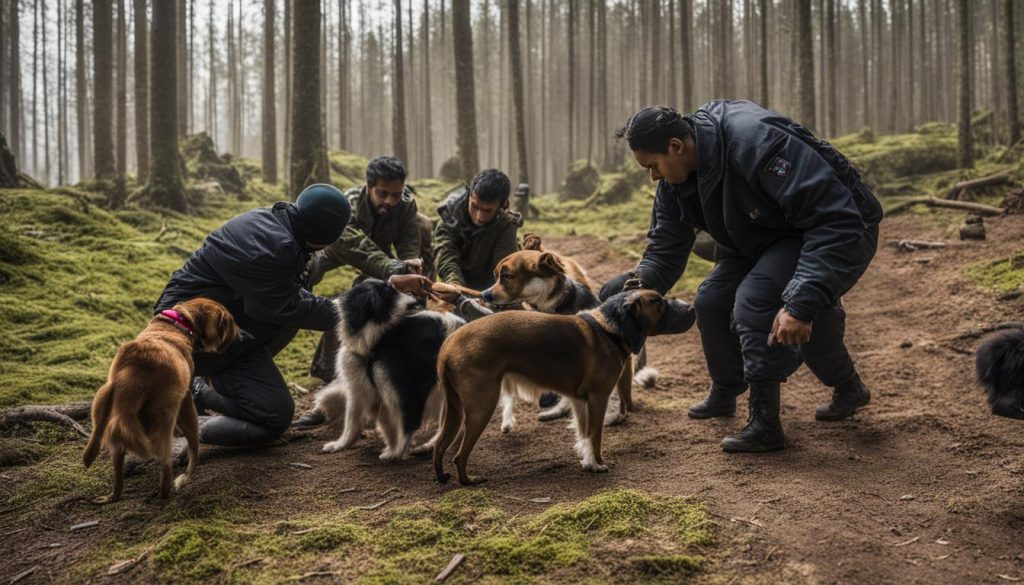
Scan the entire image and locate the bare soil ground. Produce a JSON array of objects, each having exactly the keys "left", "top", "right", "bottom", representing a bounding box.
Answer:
[{"left": 2, "top": 212, "right": 1023, "bottom": 584}]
